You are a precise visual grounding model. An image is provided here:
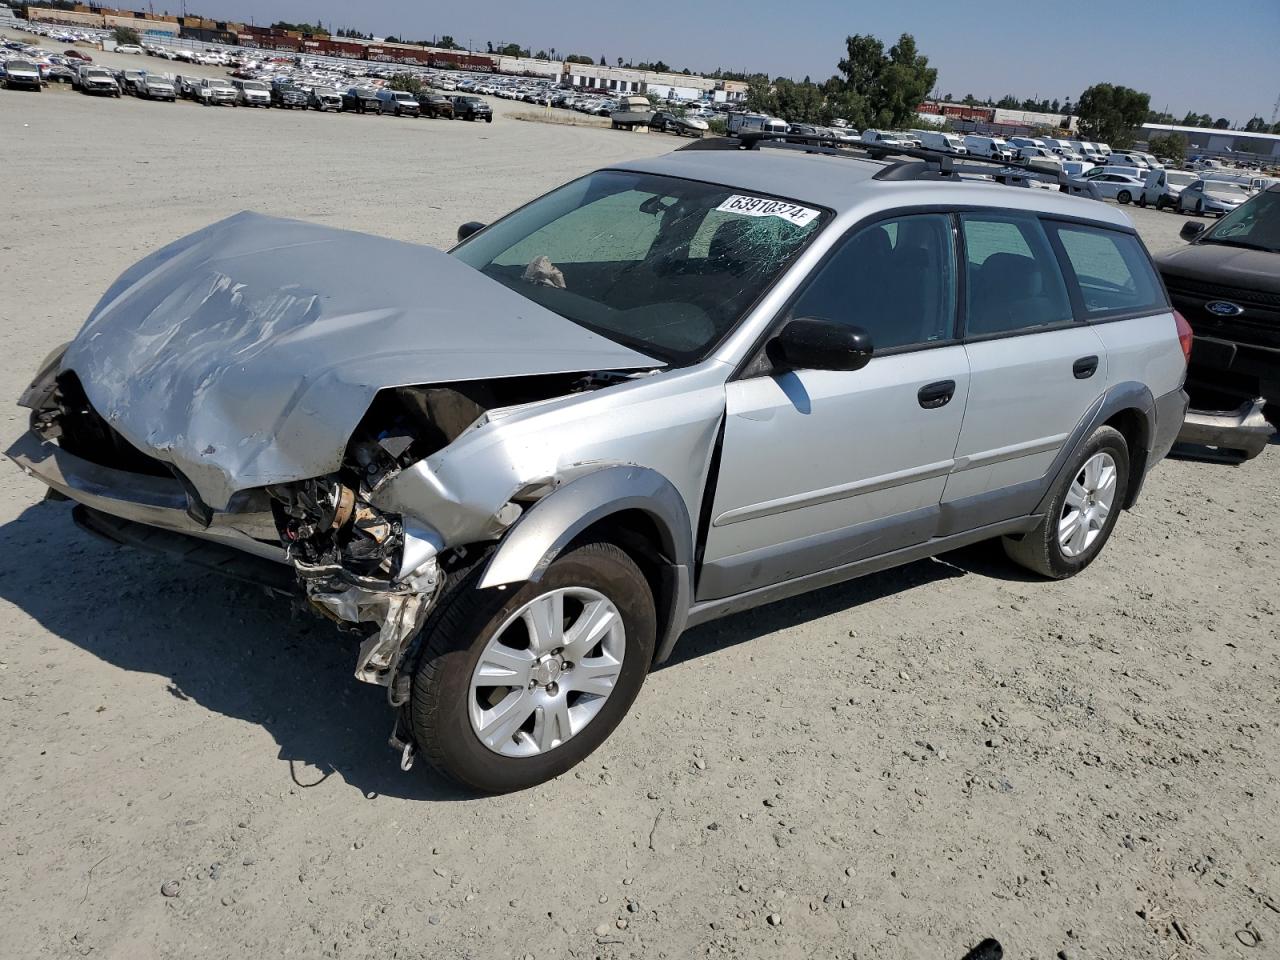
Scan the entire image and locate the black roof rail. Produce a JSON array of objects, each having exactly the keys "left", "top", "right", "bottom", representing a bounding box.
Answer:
[{"left": 678, "top": 133, "right": 1092, "bottom": 193}]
